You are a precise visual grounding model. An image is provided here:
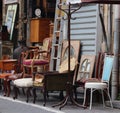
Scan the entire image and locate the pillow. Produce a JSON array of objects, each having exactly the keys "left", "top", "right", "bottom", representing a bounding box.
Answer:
[{"left": 59, "top": 57, "right": 76, "bottom": 73}]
